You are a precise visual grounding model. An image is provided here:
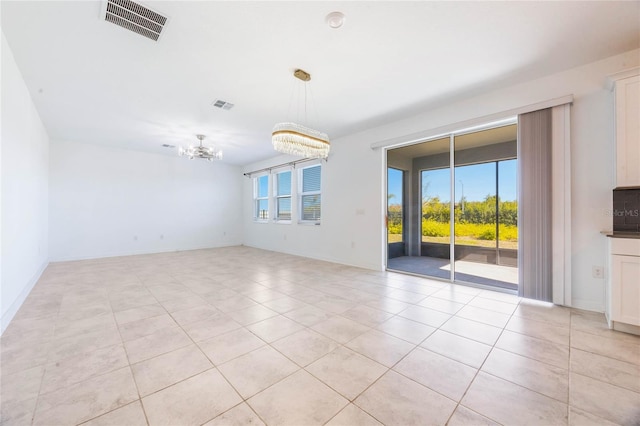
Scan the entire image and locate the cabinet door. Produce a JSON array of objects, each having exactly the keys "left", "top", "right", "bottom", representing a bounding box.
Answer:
[
  {"left": 611, "top": 254, "right": 640, "bottom": 326},
  {"left": 615, "top": 75, "right": 640, "bottom": 187}
]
